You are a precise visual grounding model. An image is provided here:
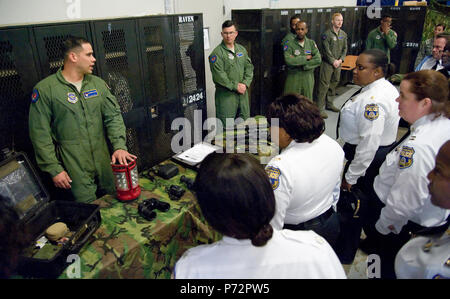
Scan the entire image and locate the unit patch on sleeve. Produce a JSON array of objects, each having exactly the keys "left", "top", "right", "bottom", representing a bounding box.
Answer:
[
  {"left": 210, "top": 55, "right": 217, "bottom": 64},
  {"left": 398, "top": 146, "right": 415, "bottom": 169},
  {"left": 364, "top": 104, "right": 379, "bottom": 121},
  {"left": 266, "top": 166, "right": 281, "bottom": 190},
  {"left": 31, "top": 89, "right": 40, "bottom": 103}
]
